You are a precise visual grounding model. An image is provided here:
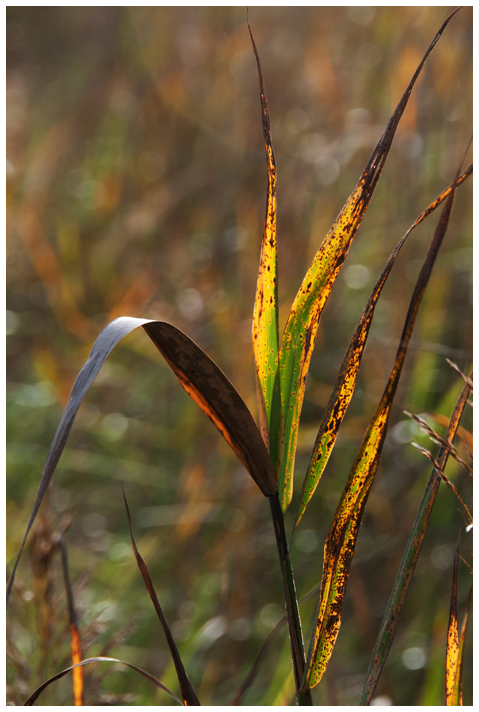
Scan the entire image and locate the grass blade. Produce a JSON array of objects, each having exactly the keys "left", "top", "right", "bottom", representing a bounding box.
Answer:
[
  {"left": 248, "top": 18, "right": 280, "bottom": 451},
  {"left": 247, "top": 23, "right": 310, "bottom": 699},
  {"left": 359, "top": 375, "right": 472, "bottom": 705},
  {"left": 452, "top": 582, "right": 472, "bottom": 705},
  {"left": 446, "top": 529, "right": 461, "bottom": 705},
  {"left": 142, "top": 321, "right": 277, "bottom": 496},
  {"left": 303, "top": 155, "right": 461, "bottom": 691},
  {"left": 294, "top": 166, "right": 472, "bottom": 529},
  {"left": 69, "top": 623, "right": 84, "bottom": 706},
  {"left": 6, "top": 317, "right": 149, "bottom": 606},
  {"left": 57, "top": 519, "right": 84, "bottom": 706},
  {"left": 7, "top": 317, "right": 277, "bottom": 606},
  {"left": 23, "top": 657, "right": 183, "bottom": 706},
  {"left": 274, "top": 7, "right": 461, "bottom": 512},
  {"left": 122, "top": 486, "right": 200, "bottom": 706}
]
